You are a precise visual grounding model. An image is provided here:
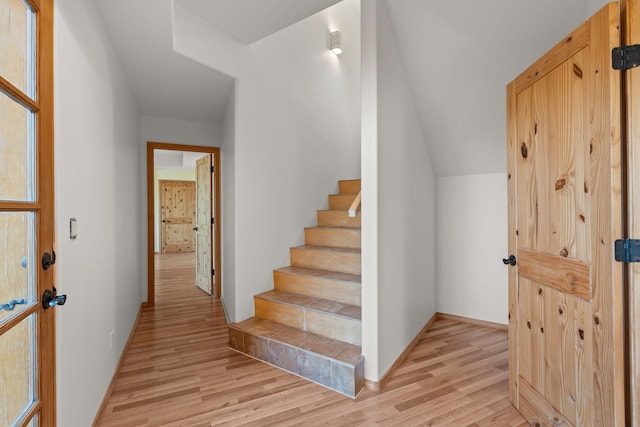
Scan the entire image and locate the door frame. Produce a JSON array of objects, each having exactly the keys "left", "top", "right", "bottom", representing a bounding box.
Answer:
[
  {"left": 146, "top": 142, "right": 221, "bottom": 305},
  {"left": 621, "top": 0, "right": 640, "bottom": 424}
]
